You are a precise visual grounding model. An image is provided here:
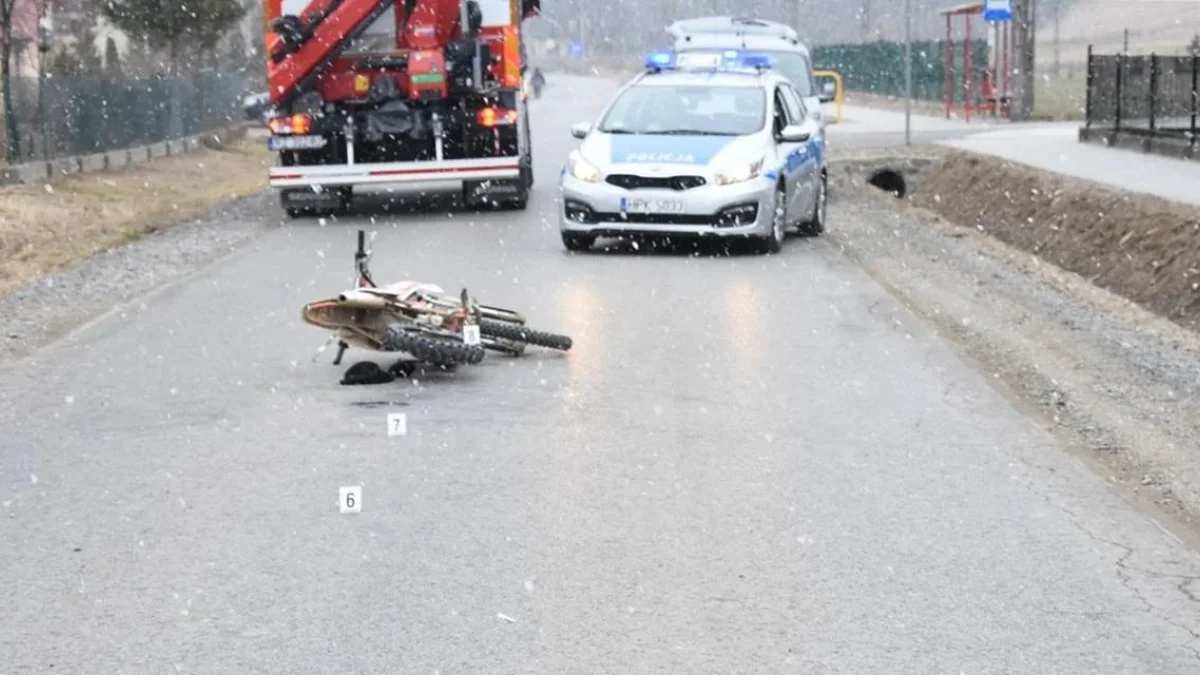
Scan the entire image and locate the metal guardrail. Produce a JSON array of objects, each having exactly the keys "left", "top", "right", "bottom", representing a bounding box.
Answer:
[
  {"left": 1085, "top": 46, "right": 1200, "bottom": 144},
  {"left": 814, "top": 70, "right": 844, "bottom": 124}
]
